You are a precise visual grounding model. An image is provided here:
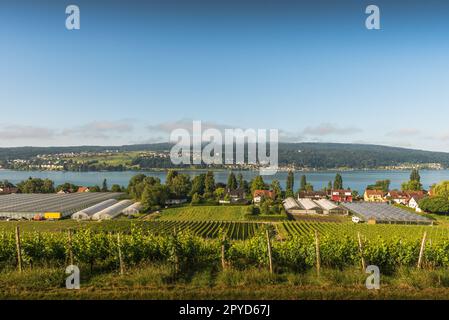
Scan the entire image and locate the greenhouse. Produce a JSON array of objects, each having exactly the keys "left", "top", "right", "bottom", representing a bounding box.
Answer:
[
  {"left": 91, "top": 200, "right": 134, "bottom": 220},
  {"left": 342, "top": 202, "right": 433, "bottom": 225},
  {"left": 72, "top": 199, "right": 118, "bottom": 220},
  {"left": 122, "top": 202, "right": 141, "bottom": 215},
  {"left": 0, "top": 192, "right": 123, "bottom": 219}
]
